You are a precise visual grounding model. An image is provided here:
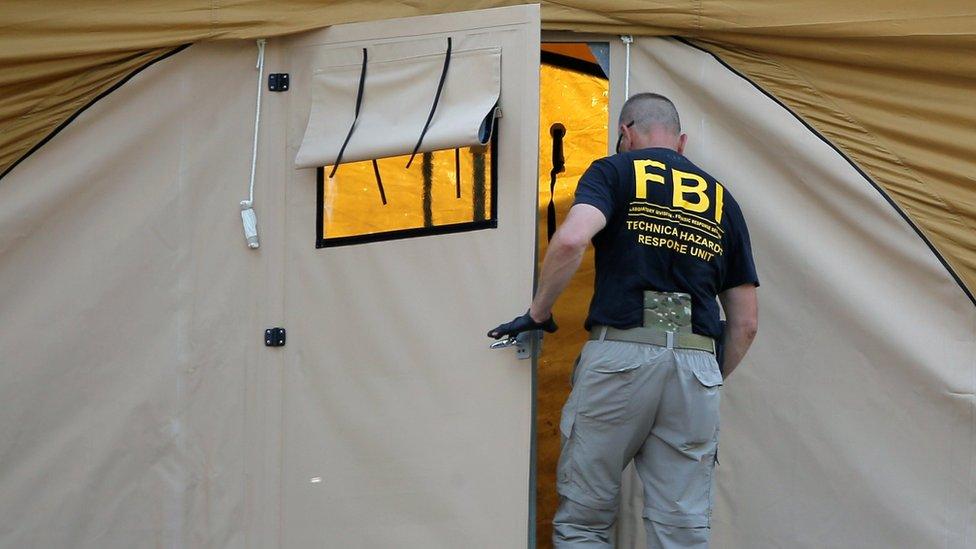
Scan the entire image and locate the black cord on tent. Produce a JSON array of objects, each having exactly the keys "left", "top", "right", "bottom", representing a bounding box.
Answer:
[
  {"left": 422, "top": 152, "right": 434, "bottom": 227},
  {"left": 406, "top": 37, "right": 452, "bottom": 169},
  {"left": 547, "top": 123, "right": 566, "bottom": 241},
  {"left": 473, "top": 146, "right": 487, "bottom": 222},
  {"left": 372, "top": 159, "right": 387, "bottom": 205},
  {"left": 455, "top": 148, "right": 461, "bottom": 198},
  {"left": 330, "top": 48, "right": 368, "bottom": 179}
]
